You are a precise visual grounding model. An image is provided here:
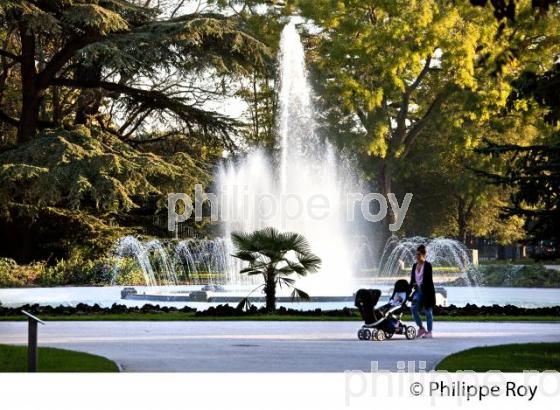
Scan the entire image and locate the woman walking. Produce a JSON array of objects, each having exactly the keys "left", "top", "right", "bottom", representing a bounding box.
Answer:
[{"left": 410, "top": 244, "right": 435, "bottom": 338}]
